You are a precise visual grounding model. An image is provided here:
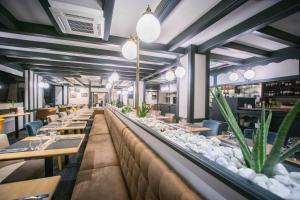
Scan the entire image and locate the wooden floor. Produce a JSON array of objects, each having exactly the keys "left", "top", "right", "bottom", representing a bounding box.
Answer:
[{"left": 6, "top": 122, "right": 91, "bottom": 200}]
